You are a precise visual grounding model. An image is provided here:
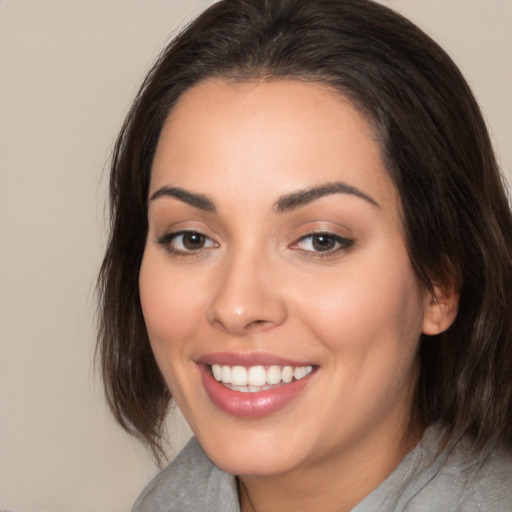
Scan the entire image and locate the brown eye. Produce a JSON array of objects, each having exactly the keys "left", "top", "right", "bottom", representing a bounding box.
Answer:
[
  {"left": 182, "top": 232, "right": 206, "bottom": 250},
  {"left": 293, "top": 232, "right": 354, "bottom": 254},
  {"left": 156, "top": 230, "right": 218, "bottom": 254},
  {"left": 311, "top": 234, "right": 337, "bottom": 251}
]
